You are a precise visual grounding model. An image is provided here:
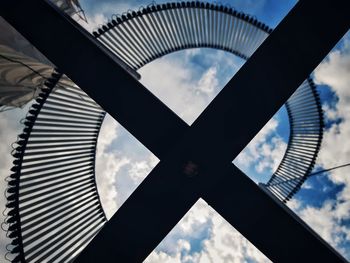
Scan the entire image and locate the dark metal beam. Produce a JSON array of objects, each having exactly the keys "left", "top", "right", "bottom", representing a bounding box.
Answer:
[
  {"left": 2, "top": 0, "right": 349, "bottom": 263},
  {"left": 77, "top": 1, "right": 349, "bottom": 262},
  {"left": 0, "top": 0, "right": 188, "bottom": 159},
  {"left": 203, "top": 164, "right": 347, "bottom": 263},
  {"left": 76, "top": 159, "right": 347, "bottom": 263}
]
